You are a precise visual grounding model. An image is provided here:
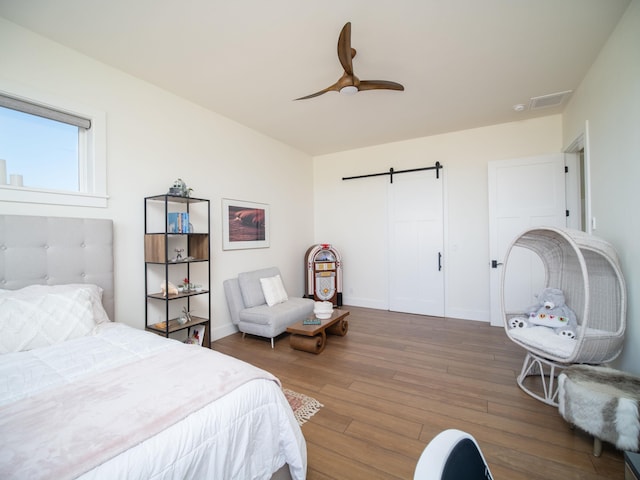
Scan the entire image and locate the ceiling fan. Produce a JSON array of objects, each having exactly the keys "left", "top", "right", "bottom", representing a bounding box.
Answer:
[{"left": 295, "top": 22, "right": 404, "bottom": 100}]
